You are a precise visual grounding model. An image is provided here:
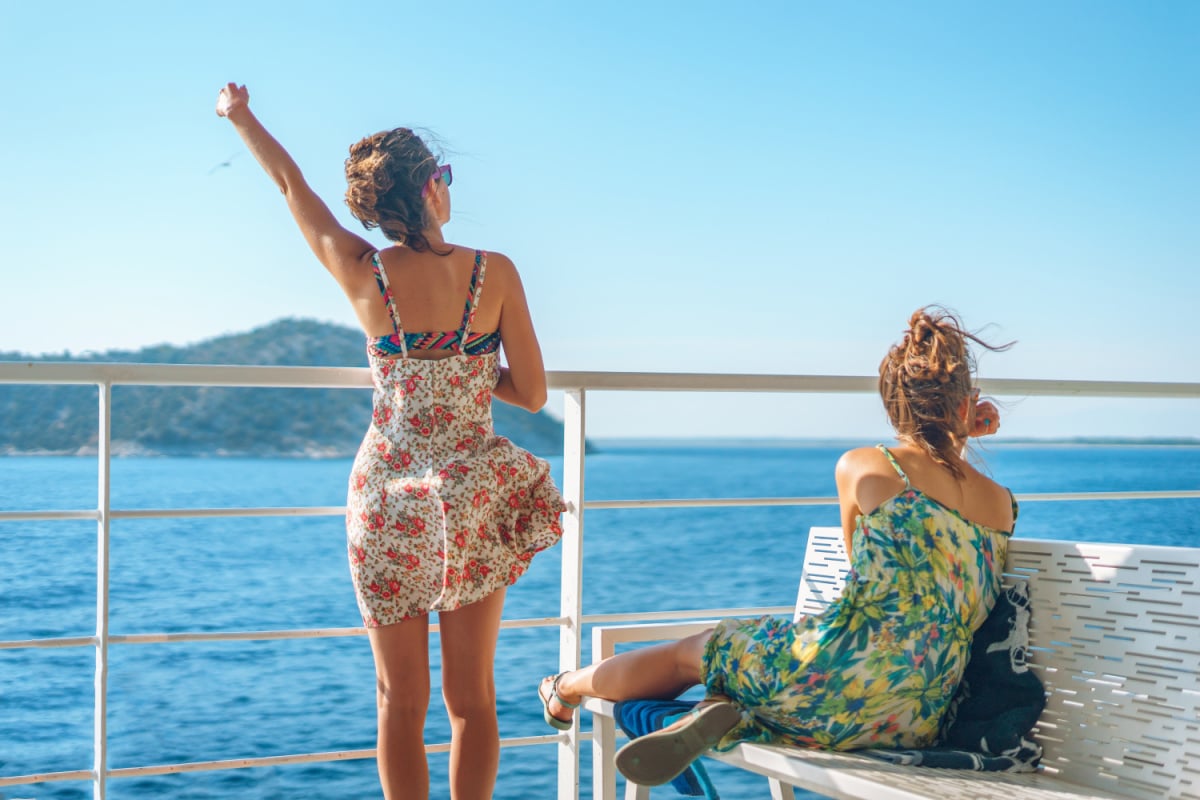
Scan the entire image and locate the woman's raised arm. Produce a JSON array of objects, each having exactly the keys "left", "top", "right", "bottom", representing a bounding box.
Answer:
[{"left": 216, "top": 83, "right": 373, "bottom": 282}]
